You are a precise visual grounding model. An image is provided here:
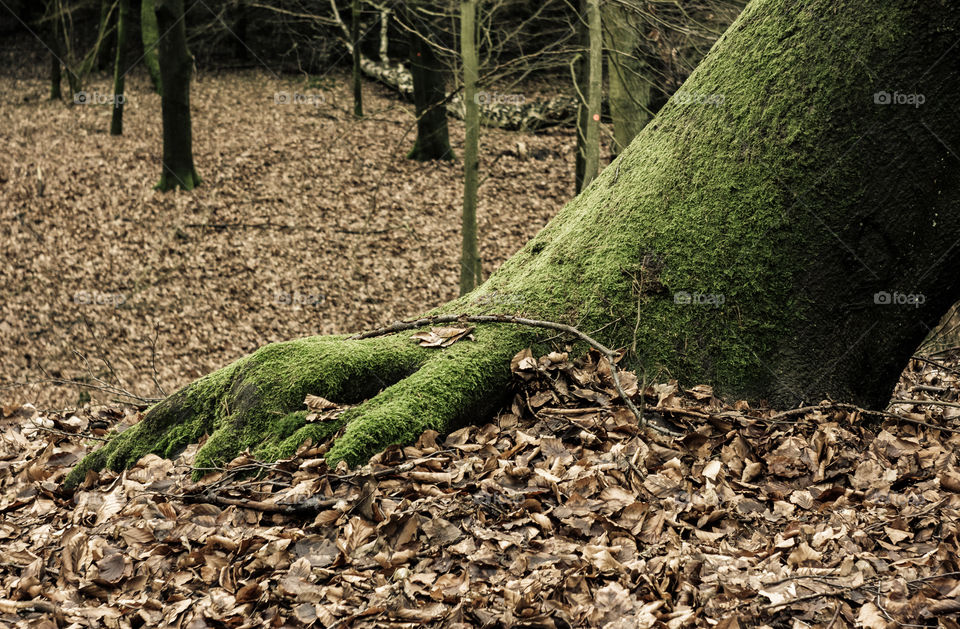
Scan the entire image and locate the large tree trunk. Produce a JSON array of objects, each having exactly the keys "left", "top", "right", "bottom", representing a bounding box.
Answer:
[
  {"left": 67, "top": 0, "right": 960, "bottom": 488},
  {"left": 405, "top": 2, "right": 454, "bottom": 161},
  {"left": 154, "top": 0, "right": 200, "bottom": 191}
]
